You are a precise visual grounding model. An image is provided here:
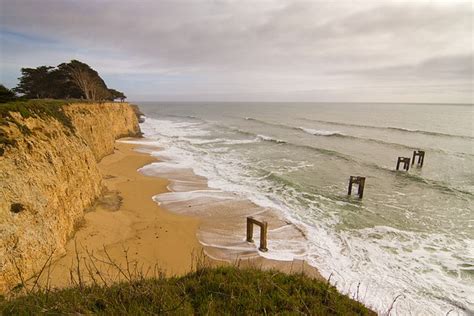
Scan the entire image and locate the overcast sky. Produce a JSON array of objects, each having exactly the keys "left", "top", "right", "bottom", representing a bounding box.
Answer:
[{"left": 0, "top": 0, "right": 472, "bottom": 103}]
